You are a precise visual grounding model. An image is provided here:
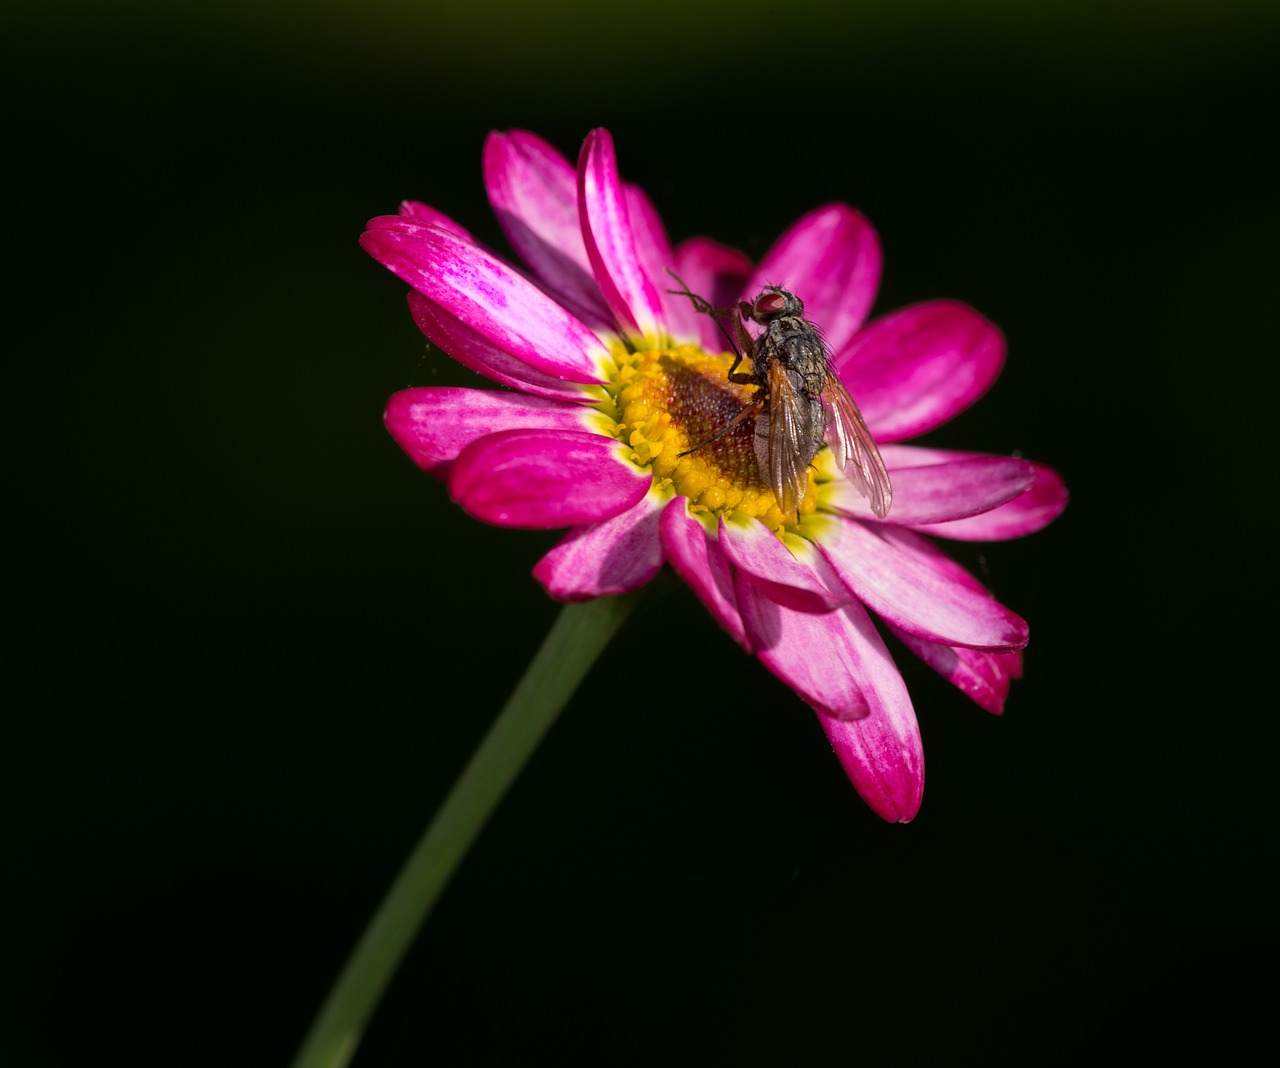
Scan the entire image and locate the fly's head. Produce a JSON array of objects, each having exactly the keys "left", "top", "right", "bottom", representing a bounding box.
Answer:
[{"left": 740, "top": 286, "right": 805, "bottom": 326}]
